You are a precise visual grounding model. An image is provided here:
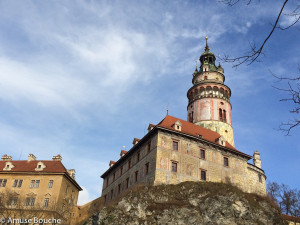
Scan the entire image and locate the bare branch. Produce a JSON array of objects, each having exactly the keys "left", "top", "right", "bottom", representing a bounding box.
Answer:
[
  {"left": 273, "top": 68, "right": 300, "bottom": 135},
  {"left": 220, "top": 0, "right": 290, "bottom": 67}
]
